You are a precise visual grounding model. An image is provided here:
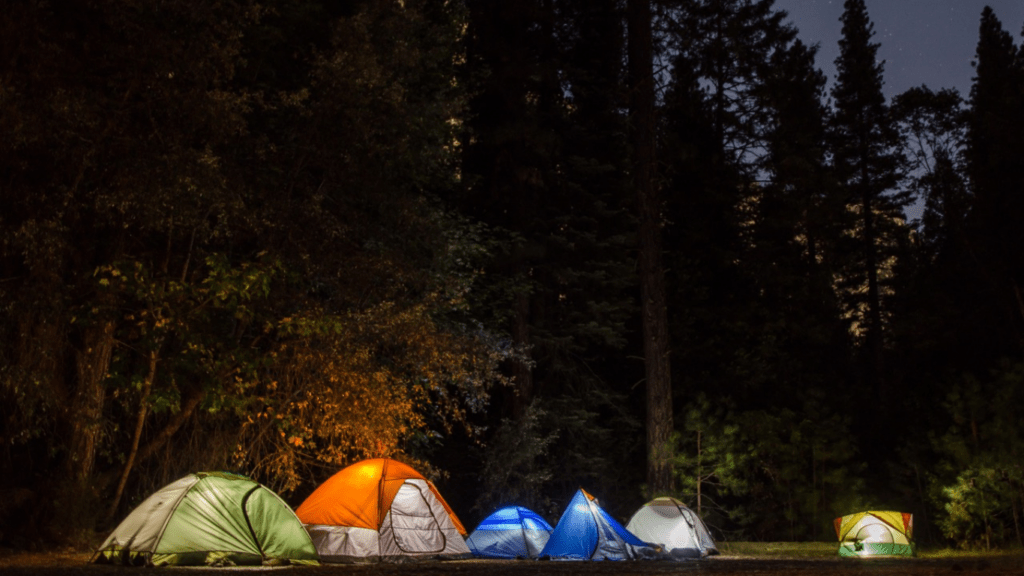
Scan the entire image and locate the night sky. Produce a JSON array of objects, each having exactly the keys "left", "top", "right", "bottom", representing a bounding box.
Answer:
[
  {"left": 773, "top": 0, "right": 1024, "bottom": 100},
  {"left": 773, "top": 0, "right": 1024, "bottom": 220}
]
